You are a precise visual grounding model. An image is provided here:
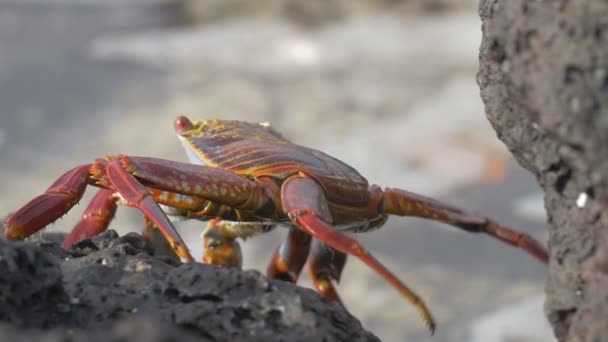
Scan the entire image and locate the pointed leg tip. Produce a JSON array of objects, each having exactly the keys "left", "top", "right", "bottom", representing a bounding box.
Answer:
[
  {"left": 180, "top": 256, "right": 195, "bottom": 263},
  {"left": 539, "top": 252, "right": 549, "bottom": 265},
  {"left": 428, "top": 321, "right": 436, "bottom": 335}
]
